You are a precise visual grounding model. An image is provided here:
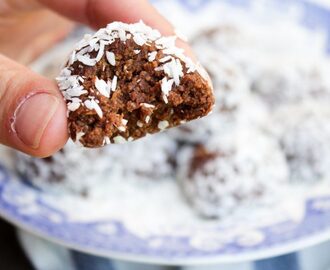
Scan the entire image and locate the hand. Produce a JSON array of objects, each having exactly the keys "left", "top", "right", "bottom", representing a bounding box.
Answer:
[{"left": 0, "top": 0, "right": 194, "bottom": 157}]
